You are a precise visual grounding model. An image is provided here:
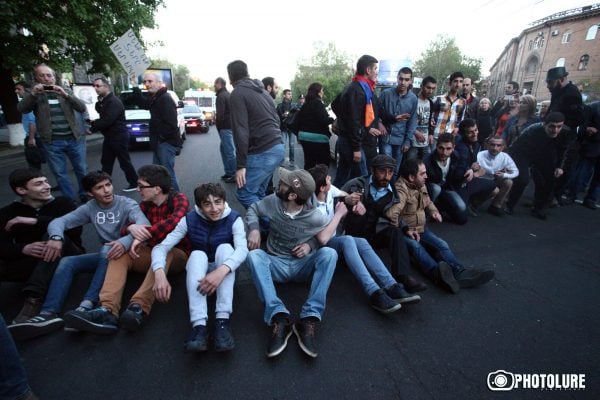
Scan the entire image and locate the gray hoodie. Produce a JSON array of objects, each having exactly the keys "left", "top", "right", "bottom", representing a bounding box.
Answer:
[
  {"left": 229, "top": 78, "right": 283, "bottom": 168},
  {"left": 246, "top": 194, "right": 327, "bottom": 257},
  {"left": 48, "top": 195, "right": 149, "bottom": 250}
]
